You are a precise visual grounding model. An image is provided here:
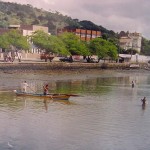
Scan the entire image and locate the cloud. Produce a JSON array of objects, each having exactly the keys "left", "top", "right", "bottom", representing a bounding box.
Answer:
[{"left": 2, "top": 0, "right": 150, "bottom": 39}]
